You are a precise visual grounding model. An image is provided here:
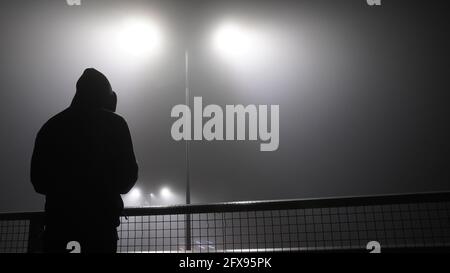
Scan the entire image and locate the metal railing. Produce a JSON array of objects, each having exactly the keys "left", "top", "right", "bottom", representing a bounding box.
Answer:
[{"left": 1, "top": 191, "right": 450, "bottom": 253}]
